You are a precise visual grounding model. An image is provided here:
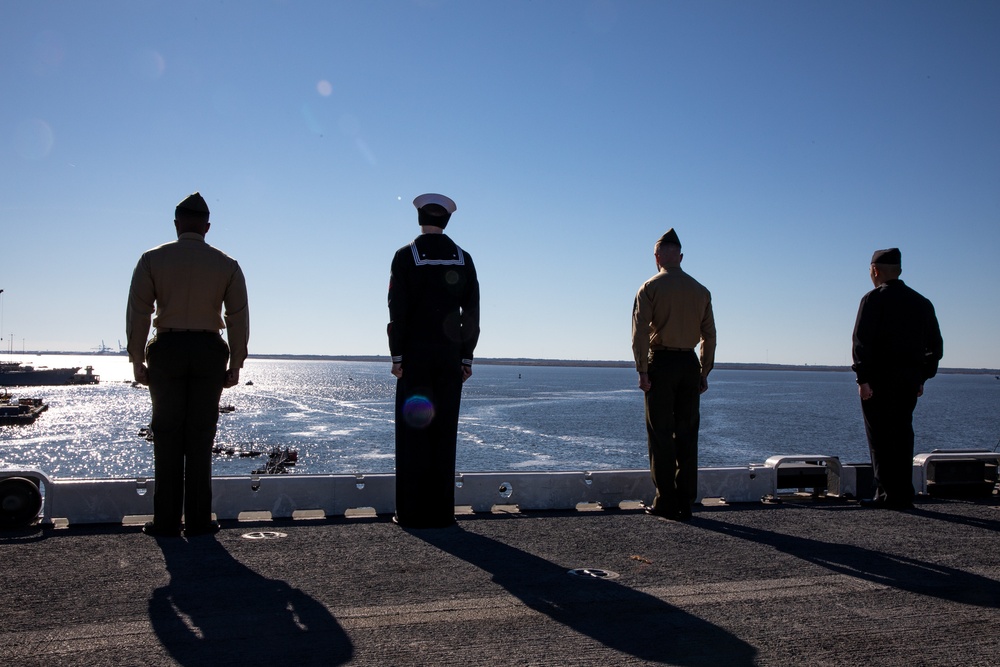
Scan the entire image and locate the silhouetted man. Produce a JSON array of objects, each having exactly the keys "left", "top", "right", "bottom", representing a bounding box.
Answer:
[
  {"left": 387, "top": 193, "right": 480, "bottom": 528},
  {"left": 127, "top": 192, "right": 250, "bottom": 537},
  {"left": 852, "top": 247, "right": 942, "bottom": 509}
]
